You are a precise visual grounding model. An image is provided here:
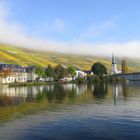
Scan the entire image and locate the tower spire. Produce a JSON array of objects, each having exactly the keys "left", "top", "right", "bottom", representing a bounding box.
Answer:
[
  {"left": 111, "top": 52, "right": 117, "bottom": 74},
  {"left": 112, "top": 52, "right": 115, "bottom": 64}
]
